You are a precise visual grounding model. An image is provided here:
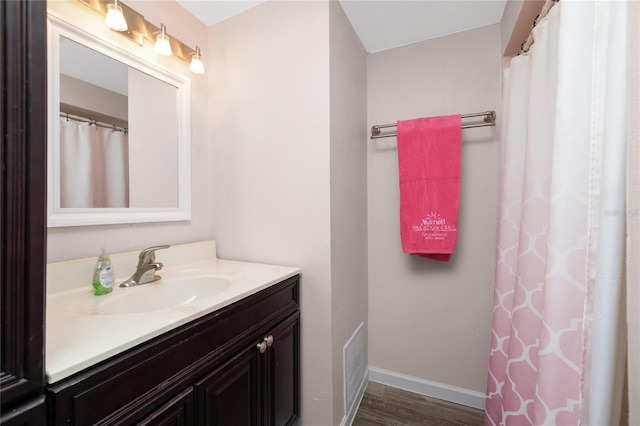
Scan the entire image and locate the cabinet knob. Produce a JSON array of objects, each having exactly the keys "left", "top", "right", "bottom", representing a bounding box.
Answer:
[
  {"left": 264, "top": 335, "right": 274, "bottom": 347},
  {"left": 257, "top": 341, "right": 267, "bottom": 354}
]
